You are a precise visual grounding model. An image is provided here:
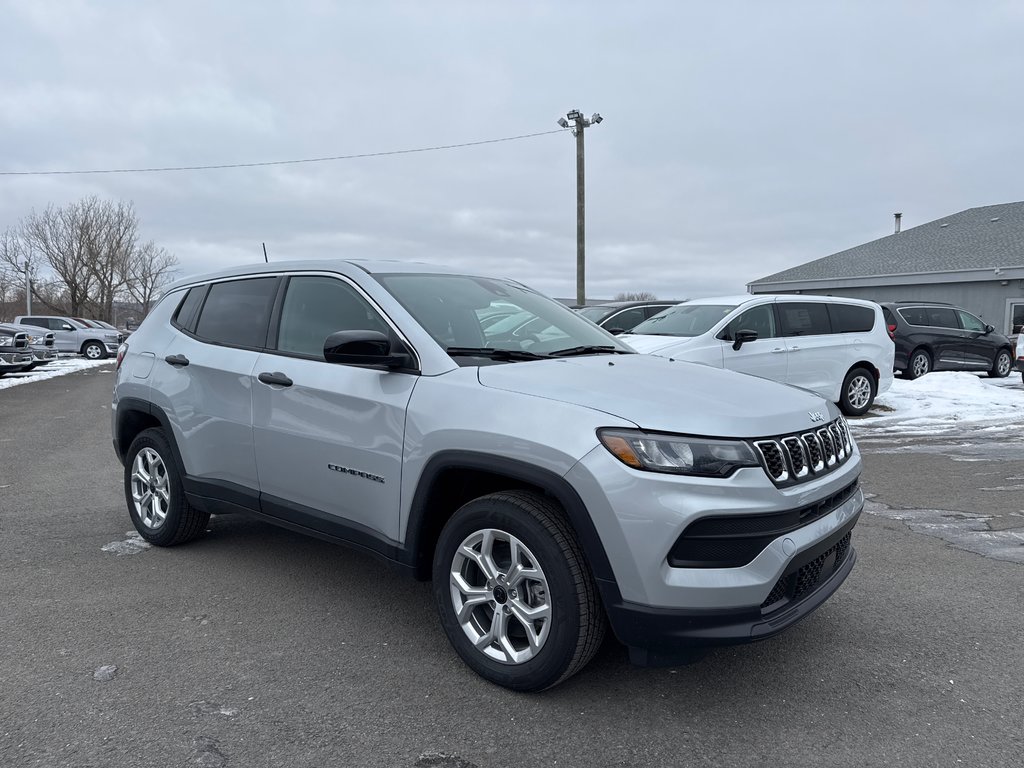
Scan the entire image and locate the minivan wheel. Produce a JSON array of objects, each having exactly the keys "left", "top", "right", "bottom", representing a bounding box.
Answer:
[
  {"left": 989, "top": 349, "right": 1013, "bottom": 378},
  {"left": 906, "top": 349, "right": 931, "bottom": 380},
  {"left": 839, "top": 367, "right": 876, "bottom": 417},
  {"left": 432, "top": 490, "right": 605, "bottom": 692},
  {"left": 82, "top": 341, "right": 106, "bottom": 360},
  {"left": 124, "top": 428, "right": 209, "bottom": 546}
]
